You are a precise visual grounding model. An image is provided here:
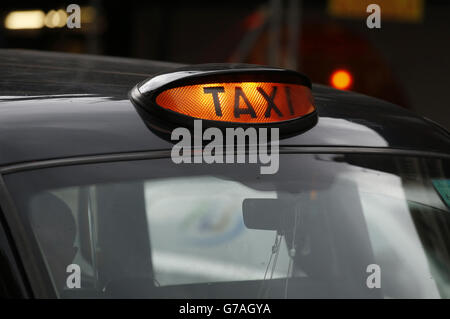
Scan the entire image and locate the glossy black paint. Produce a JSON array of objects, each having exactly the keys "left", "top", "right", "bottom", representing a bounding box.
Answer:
[{"left": 0, "top": 49, "right": 448, "bottom": 167}]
